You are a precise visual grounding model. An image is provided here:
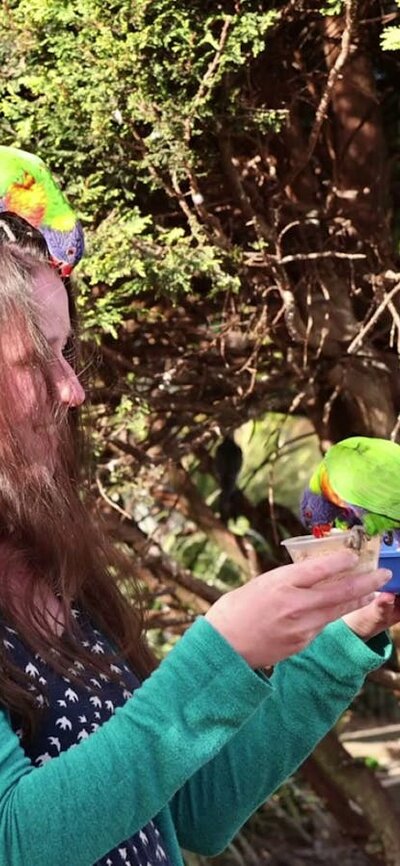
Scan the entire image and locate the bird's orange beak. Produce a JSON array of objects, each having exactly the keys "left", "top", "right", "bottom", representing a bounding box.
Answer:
[
  {"left": 58, "top": 262, "right": 73, "bottom": 278},
  {"left": 50, "top": 257, "right": 73, "bottom": 278},
  {"left": 312, "top": 524, "right": 332, "bottom": 538}
]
